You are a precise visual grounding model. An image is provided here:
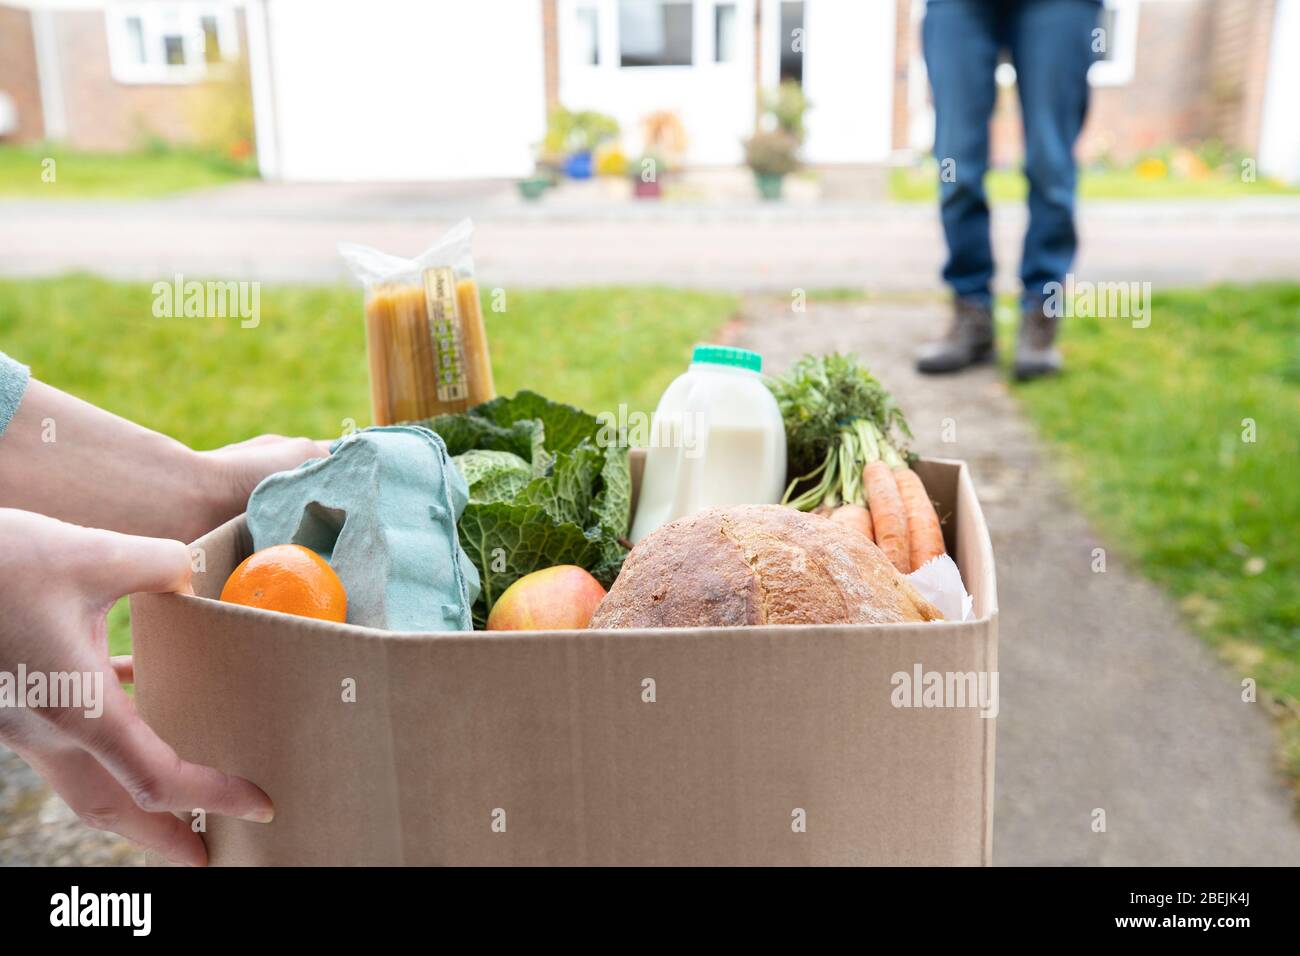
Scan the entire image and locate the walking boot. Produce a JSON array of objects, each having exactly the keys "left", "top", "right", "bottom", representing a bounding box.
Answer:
[
  {"left": 1014, "top": 298, "right": 1063, "bottom": 381},
  {"left": 915, "top": 298, "right": 995, "bottom": 374}
]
